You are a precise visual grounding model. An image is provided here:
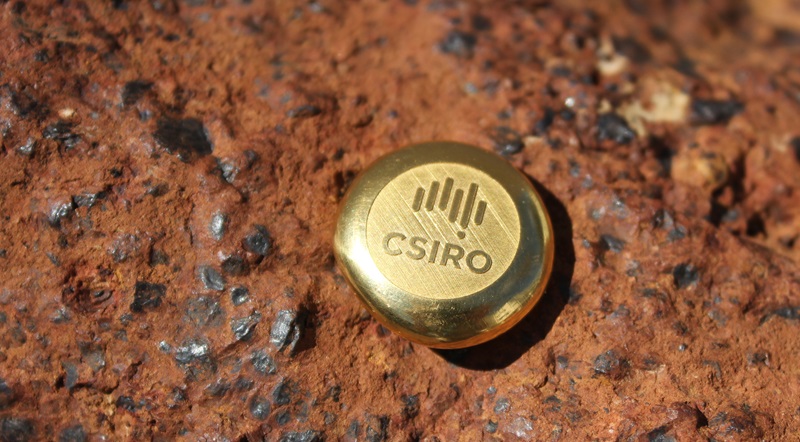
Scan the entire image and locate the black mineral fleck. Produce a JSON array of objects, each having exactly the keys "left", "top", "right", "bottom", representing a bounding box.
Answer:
[
  {"left": 231, "top": 312, "right": 262, "bottom": 341},
  {"left": 217, "top": 158, "right": 239, "bottom": 183},
  {"left": 251, "top": 349, "right": 277, "bottom": 375},
  {"left": 243, "top": 225, "right": 272, "bottom": 256},
  {"left": 231, "top": 286, "right": 250, "bottom": 306},
  {"left": 645, "top": 426, "right": 675, "bottom": 442},
  {"left": 154, "top": 117, "right": 213, "bottom": 162},
  {"left": 273, "top": 379, "right": 293, "bottom": 405},
  {"left": 774, "top": 306, "right": 800, "bottom": 320},
  {"left": 550, "top": 65, "right": 572, "bottom": 77},
  {"left": 171, "top": 387, "right": 187, "bottom": 407},
  {"left": 185, "top": 296, "right": 225, "bottom": 328},
  {"left": 43, "top": 121, "right": 81, "bottom": 149},
  {"left": 209, "top": 212, "right": 227, "bottom": 241},
  {"left": 80, "top": 337, "right": 107, "bottom": 368},
  {"left": 327, "top": 385, "right": 342, "bottom": 402},
  {"left": 270, "top": 309, "right": 302, "bottom": 353},
  {"left": 761, "top": 306, "right": 800, "bottom": 324},
  {"left": 16, "top": 138, "right": 35, "bottom": 156},
  {"left": 145, "top": 181, "right": 169, "bottom": 197},
  {"left": 73, "top": 191, "right": 103, "bottom": 208},
  {"left": 611, "top": 36, "right": 652, "bottom": 63},
  {"left": 494, "top": 397, "right": 510, "bottom": 413},
  {"left": 204, "top": 379, "right": 231, "bottom": 397},
  {"left": 149, "top": 249, "right": 169, "bottom": 267},
  {"left": 623, "top": 0, "right": 648, "bottom": 14},
  {"left": 48, "top": 200, "right": 75, "bottom": 228},
  {"left": 365, "top": 415, "right": 389, "bottom": 442},
  {"left": 119, "top": 313, "right": 133, "bottom": 326},
  {"left": 599, "top": 234, "right": 625, "bottom": 253},
  {"left": 6, "top": 87, "right": 40, "bottom": 118},
  {"left": 439, "top": 30, "right": 477, "bottom": 58},
  {"left": 471, "top": 14, "right": 492, "bottom": 31},
  {"left": 286, "top": 105, "right": 322, "bottom": 118},
  {"left": 747, "top": 352, "right": 770, "bottom": 366},
  {"left": 672, "top": 263, "right": 699, "bottom": 289},
  {"left": 660, "top": 216, "right": 684, "bottom": 237},
  {"left": 791, "top": 137, "right": 800, "bottom": 162},
  {"left": 130, "top": 281, "right": 165, "bottom": 313},
  {"left": 198, "top": 265, "right": 226, "bottom": 291},
  {"left": 58, "top": 425, "right": 87, "bottom": 442},
  {"left": 279, "top": 430, "right": 321, "bottom": 442},
  {"left": 249, "top": 396, "right": 271, "bottom": 420},
  {"left": 708, "top": 410, "right": 758, "bottom": 434},
  {"left": 534, "top": 108, "right": 556, "bottom": 135},
  {"left": 0, "top": 379, "right": 15, "bottom": 410},
  {"left": 347, "top": 420, "right": 361, "bottom": 438},
  {"left": 652, "top": 208, "right": 675, "bottom": 229},
  {"left": 62, "top": 361, "right": 78, "bottom": 389},
  {"left": 174, "top": 338, "right": 216, "bottom": 374},
  {"left": 109, "top": 233, "right": 140, "bottom": 263},
  {"left": 235, "top": 377, "right": 254, "bottom": 391},
  {"left": 401, "top": 394, "right": 419, "bottom": 419},
  {"left": 543, "top": 398, "right": 561, "bottom": 413},
  {"left": 222, "top": 256, "right": 249, "bottom": 276},
  {"left": 116, "top": 396, "right": 137, "bottom": 412},
  {"left": 691, "top": 99, "right": 743, "bottom": 125},
  {"left": 122, "top": 80, "right": 153, "bottom": 106},
  {"left": 596, "top": 113, "right": 636, "bottom": 144},
  {"left": 0, "top": 417, "right": 34, "bottom": 442},
  {"left": 593, "top": 349, "right": 629, "bottom": 379},
  {"left": 488, "top": 126, "right": 524, "bottom": 156},
  {"left": 276, "top": 410, "right": 292, "bottom": 425},
  {"left": 485, "top": 420, "right": 498, "bottom": 434}
]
